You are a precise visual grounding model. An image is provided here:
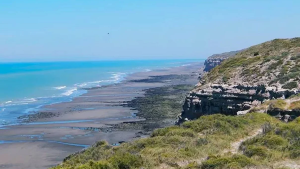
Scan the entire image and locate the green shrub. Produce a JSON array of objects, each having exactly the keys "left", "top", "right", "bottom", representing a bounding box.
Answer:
[
  {"left": 290, "top": 147, "right": 300, "bottom": 159},
  {"left": 283, "top": 82, "right": 298, "bottom": 89},
  {"left": 243, "top": 134, "right": 288, "bottom": 151},
  {"left": 279, "top": 76, "right": 290, "bottom": 84},
  {"left": 269, "top": 99, "right": 287, "bottom": 110},
  {"left": 263, "top": 135, "right": 288, "bottom": 150},
  {"left": 268, "top": 60, "right": 284, "bottom": 71},
  {"left": 291, "top": 53, "right": 300, "bottom": 60},
  {"left": 195, "top": 138, "right": 209, "bottom": 146},
  {"left": 244, "top": 146, "right": 269, "bottom": 158},
  {"left": 182, "top": 114, "right": 255, "bottom": 135},
  {"left": 280, "top": 65, "right": 289, "bottom": 75},
  {"left": 201, "top": 155, "right": 255, "bottom": 169},
  {"left": 151, "top": 126, "right": 180, "bottom": 137},
  {"left": 185, "top": 162, "right": 199, "bottom": 169},
  {"left": 290, "top": 66, "right": 300, "bottom": 72},
  {"left": 179, "top": 147, "right": 199, "bottom": 157},
  {"left": 152, "top": 127, "right": 196, "bottom": 137},
  {"left": 108, "top": 153, "right": 143, "bottom": 169},
  {"left": 76, "top": 160, "right": 113, "bottom": 169},
  {"left": 281, "top": 52, "right": 289, "bottom": 57}
]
